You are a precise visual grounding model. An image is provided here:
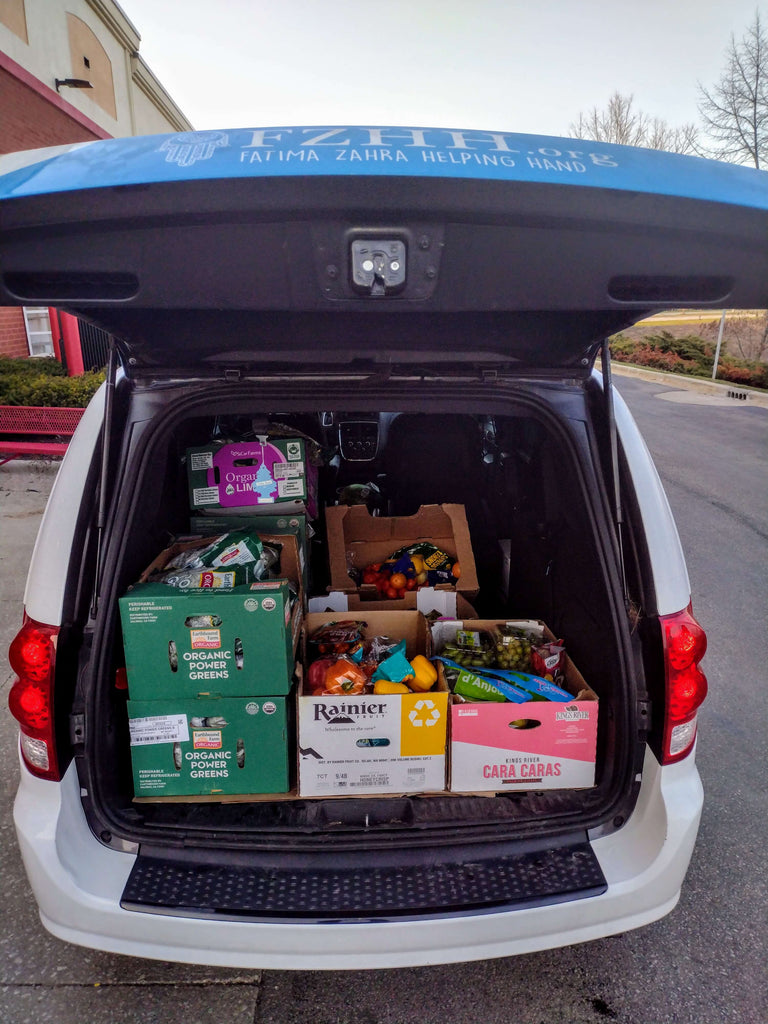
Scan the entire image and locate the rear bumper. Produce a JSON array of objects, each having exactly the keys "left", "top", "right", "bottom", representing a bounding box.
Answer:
[{"left": 14, "top": 747, "right": 702, "bottom": 970}]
